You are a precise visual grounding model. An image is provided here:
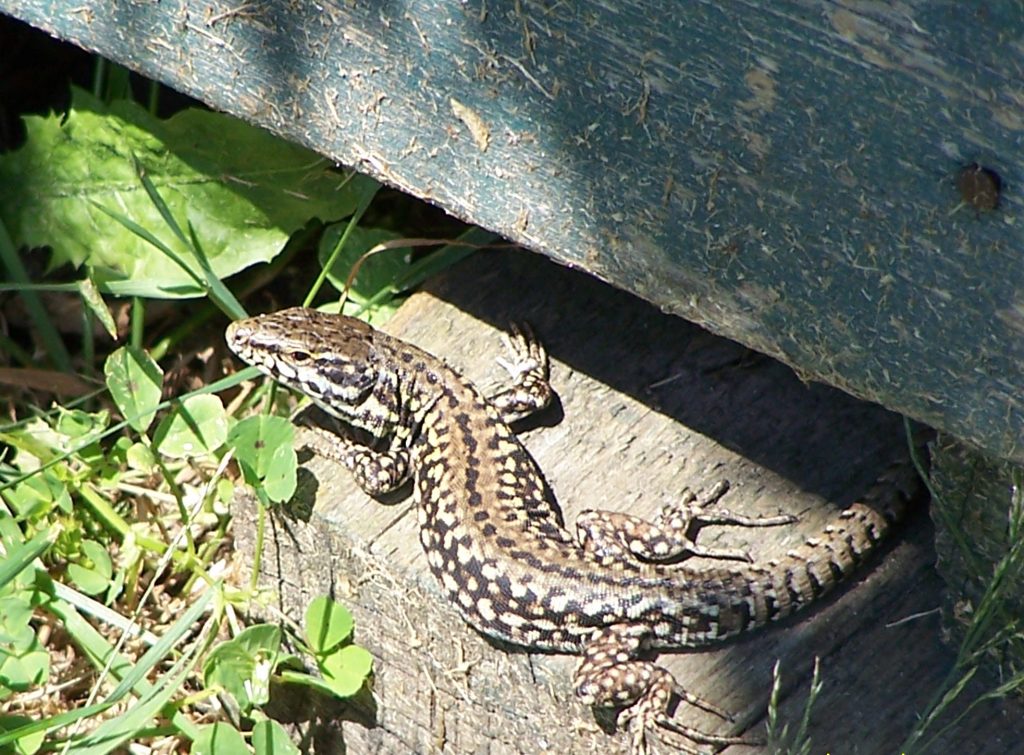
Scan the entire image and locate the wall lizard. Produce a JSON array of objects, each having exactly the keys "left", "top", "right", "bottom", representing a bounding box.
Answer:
[{"left": 226, "top": 306, "right": 922, "bottom": 754}]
